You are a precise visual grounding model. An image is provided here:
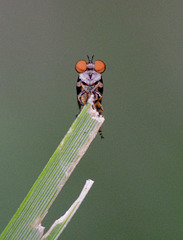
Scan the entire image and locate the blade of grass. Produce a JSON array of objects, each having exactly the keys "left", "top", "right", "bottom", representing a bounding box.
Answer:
[
  {"left": 1, "top": 97, "right": 104, "bottom": 240},
  {"left": 42, "top": 179, "right": 94, "bottom": 240}
]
